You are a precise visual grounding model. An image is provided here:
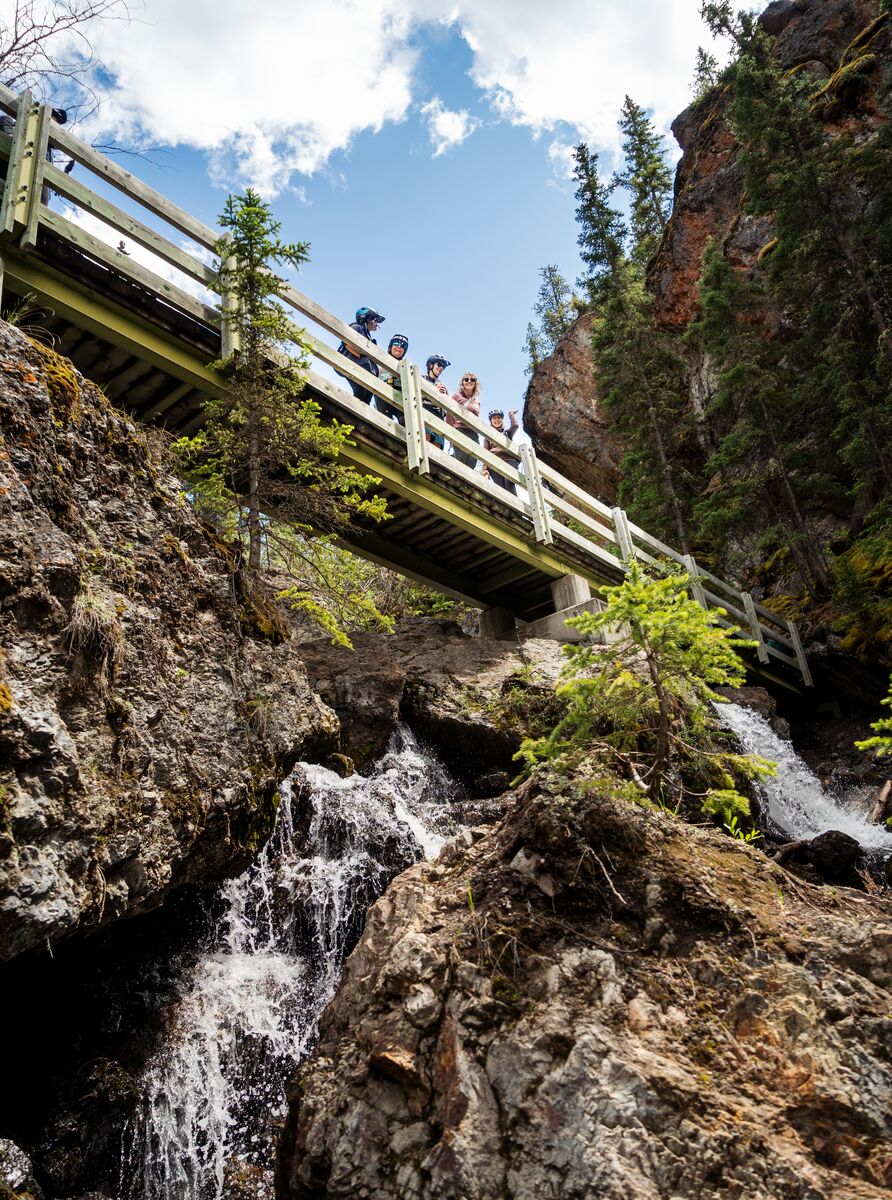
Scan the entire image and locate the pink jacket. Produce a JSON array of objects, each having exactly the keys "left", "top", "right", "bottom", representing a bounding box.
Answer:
[{"left": 446, "top": 390, "right": 480, "bottom": 430}]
